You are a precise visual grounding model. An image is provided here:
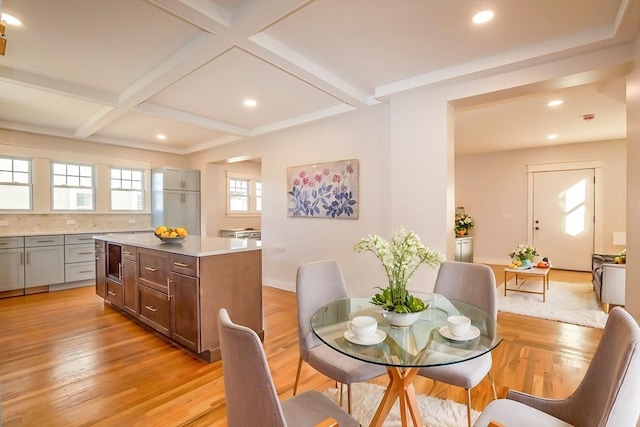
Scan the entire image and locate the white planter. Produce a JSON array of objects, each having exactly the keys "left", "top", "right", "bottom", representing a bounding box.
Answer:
[{"left": 381, "top": 310, "right": 422, "bottom": 328}]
